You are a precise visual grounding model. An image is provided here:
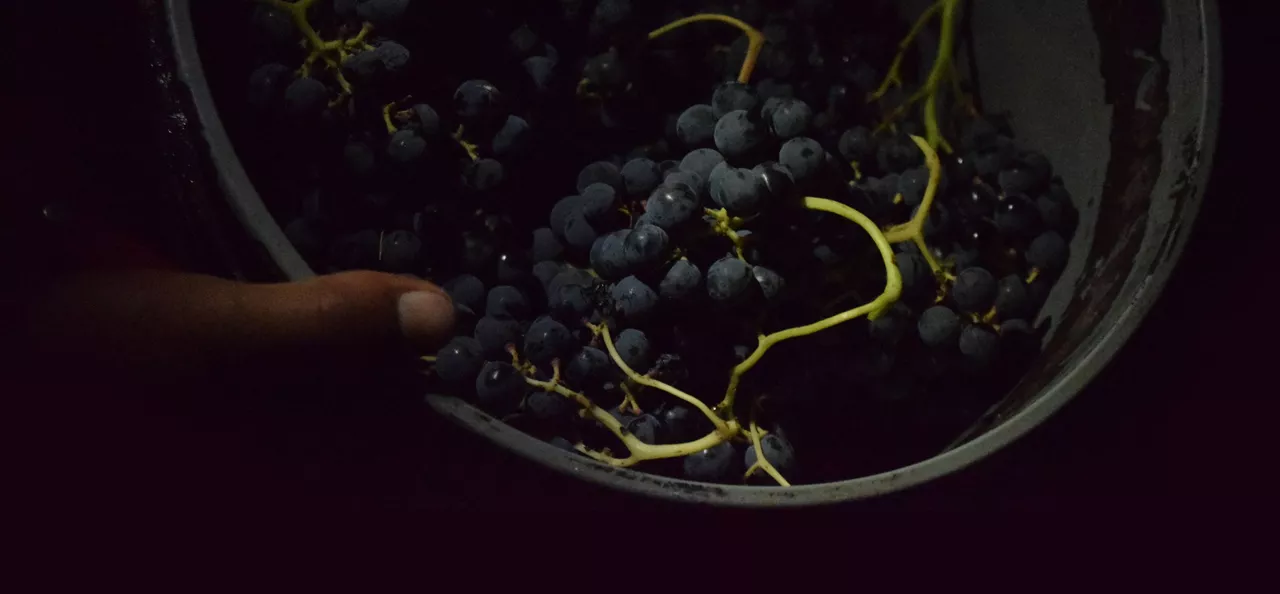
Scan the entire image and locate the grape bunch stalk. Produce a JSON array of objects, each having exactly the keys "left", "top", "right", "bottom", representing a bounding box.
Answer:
[{"left": 247, "top": 0, "right": 1079, "bottom": 487}]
